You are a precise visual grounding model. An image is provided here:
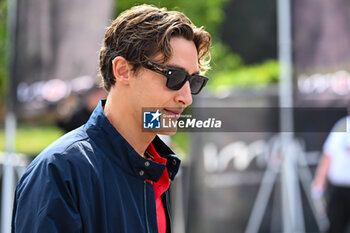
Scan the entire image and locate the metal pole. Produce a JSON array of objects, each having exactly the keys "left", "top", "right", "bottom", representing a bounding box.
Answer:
[
  {"left": 1, "top": 0, "right": 18, "bottom": 232},
  {"left": 245, "top": 137, "right": 282, "bottom": 233},
  {"left": 278, "top": 0, "right": 293, "bottom": 131},
  {"left": 277, "top": 0, "right": 305, "bottom": 232},
  {"left": 1, "top": 113, "right": 16, "bottom": 233}
]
